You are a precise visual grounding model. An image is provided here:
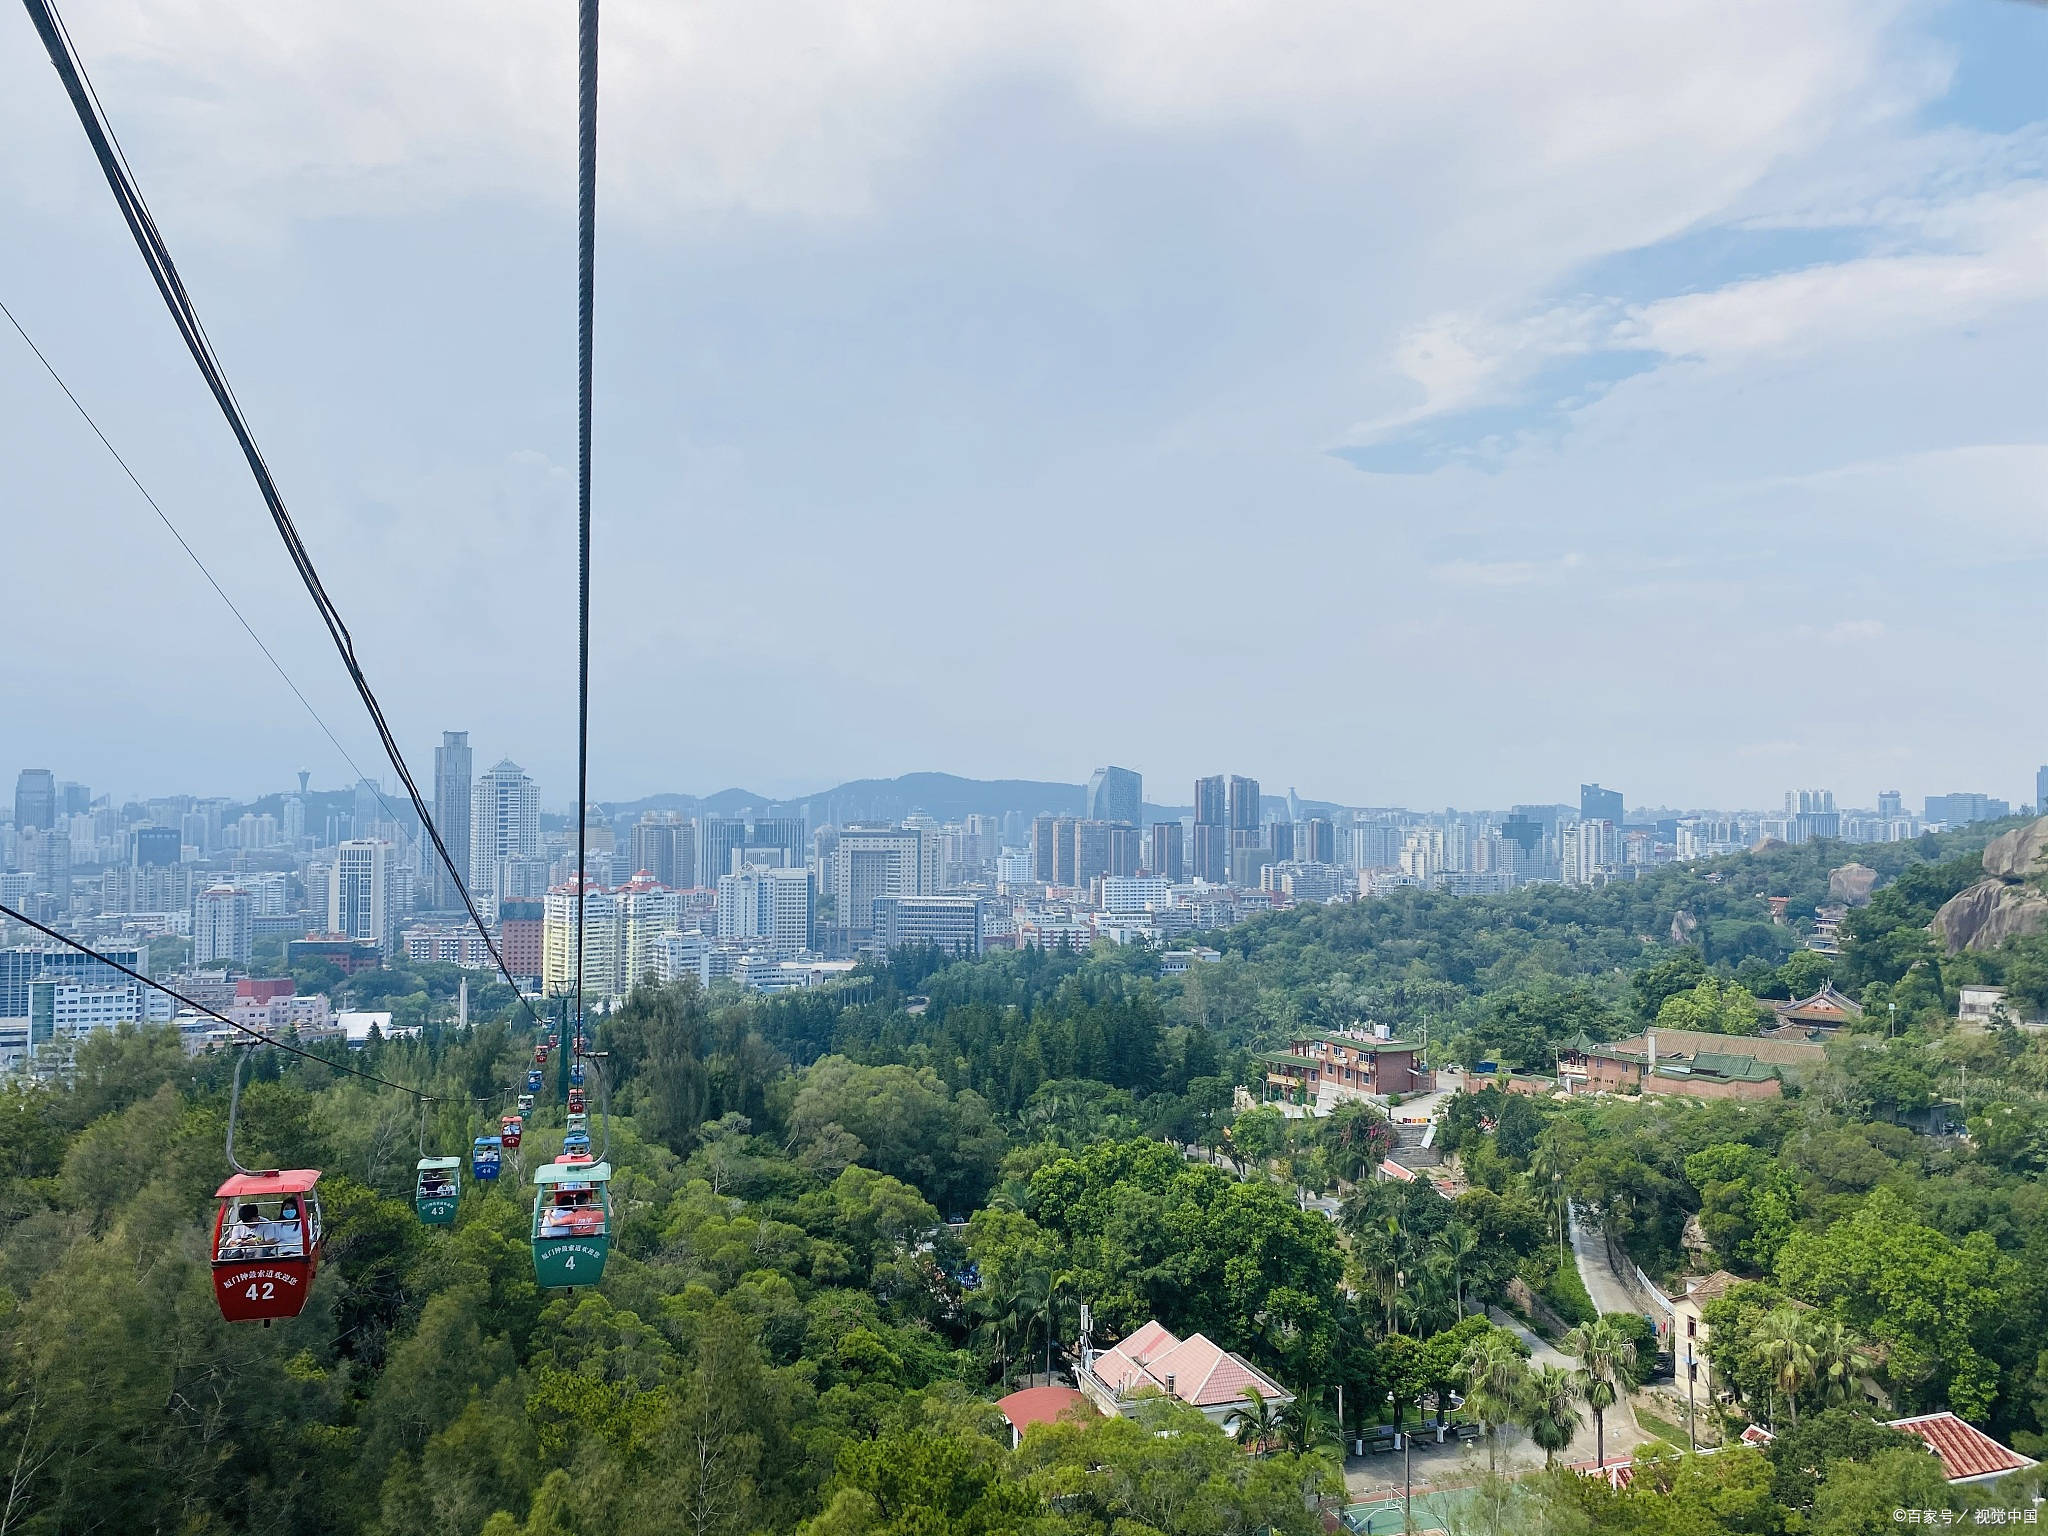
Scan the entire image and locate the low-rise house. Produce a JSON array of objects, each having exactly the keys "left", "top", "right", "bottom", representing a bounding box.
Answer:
[
  {"left": 1770, "top": 982, "right": 1862, "bottom": 1034},
  {"left": 995, "top": 1385, "right": 1096, "bottom": 1448},
  {"left": 1259, "top": 1026, "right": 1432, "bottom": 1110},
  {"left": 1558, "top": 1026, "right": 1830, "bottom": 1101},
  {"left": 1076, "top": 1320, "right": 1292, "bottom": 1434}
]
